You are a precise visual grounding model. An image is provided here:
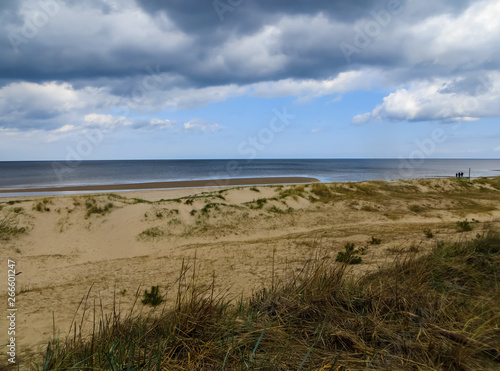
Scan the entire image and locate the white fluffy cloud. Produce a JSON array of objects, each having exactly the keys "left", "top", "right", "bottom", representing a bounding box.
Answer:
[
  {"left": 0, "top": 69, "right": 388, "bottom": 133},
  {"left": 0, "top": 81, "right": 116, "bottom": 130},
  {"left": 149, "top": 118, "right": 176, "bottom": 129},
  {"left": 251, "top": 69, "right": 383, "bottom": 102},
  {"left": 353, "top": 72, "right": 500, "bottom": 124},
  {"left": 83, "top": 114, "right": 132, "bottom": 129},
  {"left": 404, "top": 0, "right": 500, "bottom": 68},
  {"left": 1, "top": 70, "right": 497, "bottom": 134},
  {"left": 183, "top": 119, "right": 224, "bottom": 132},
  {"left": 351, "top": 0, "right": 500, "bottom": 124}
]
